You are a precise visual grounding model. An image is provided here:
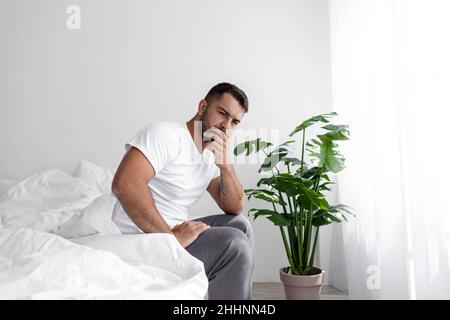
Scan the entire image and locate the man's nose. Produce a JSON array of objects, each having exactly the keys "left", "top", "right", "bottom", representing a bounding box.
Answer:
[
  {"left": 221, "top": 118, "right": 233, "bottom": 130},
  {"left": 219, "top": 123, "right": 230, "bottom": 136}
]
